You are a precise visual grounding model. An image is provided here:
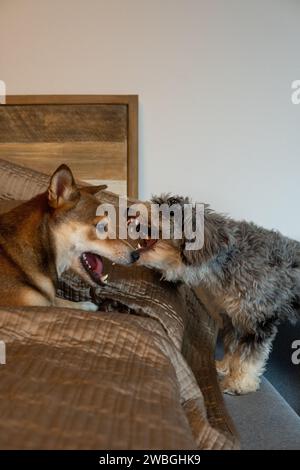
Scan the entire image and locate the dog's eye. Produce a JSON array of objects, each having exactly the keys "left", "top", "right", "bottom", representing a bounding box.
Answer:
[{"left": 95, "top": 220, "right": 108, "bottom": 233}]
